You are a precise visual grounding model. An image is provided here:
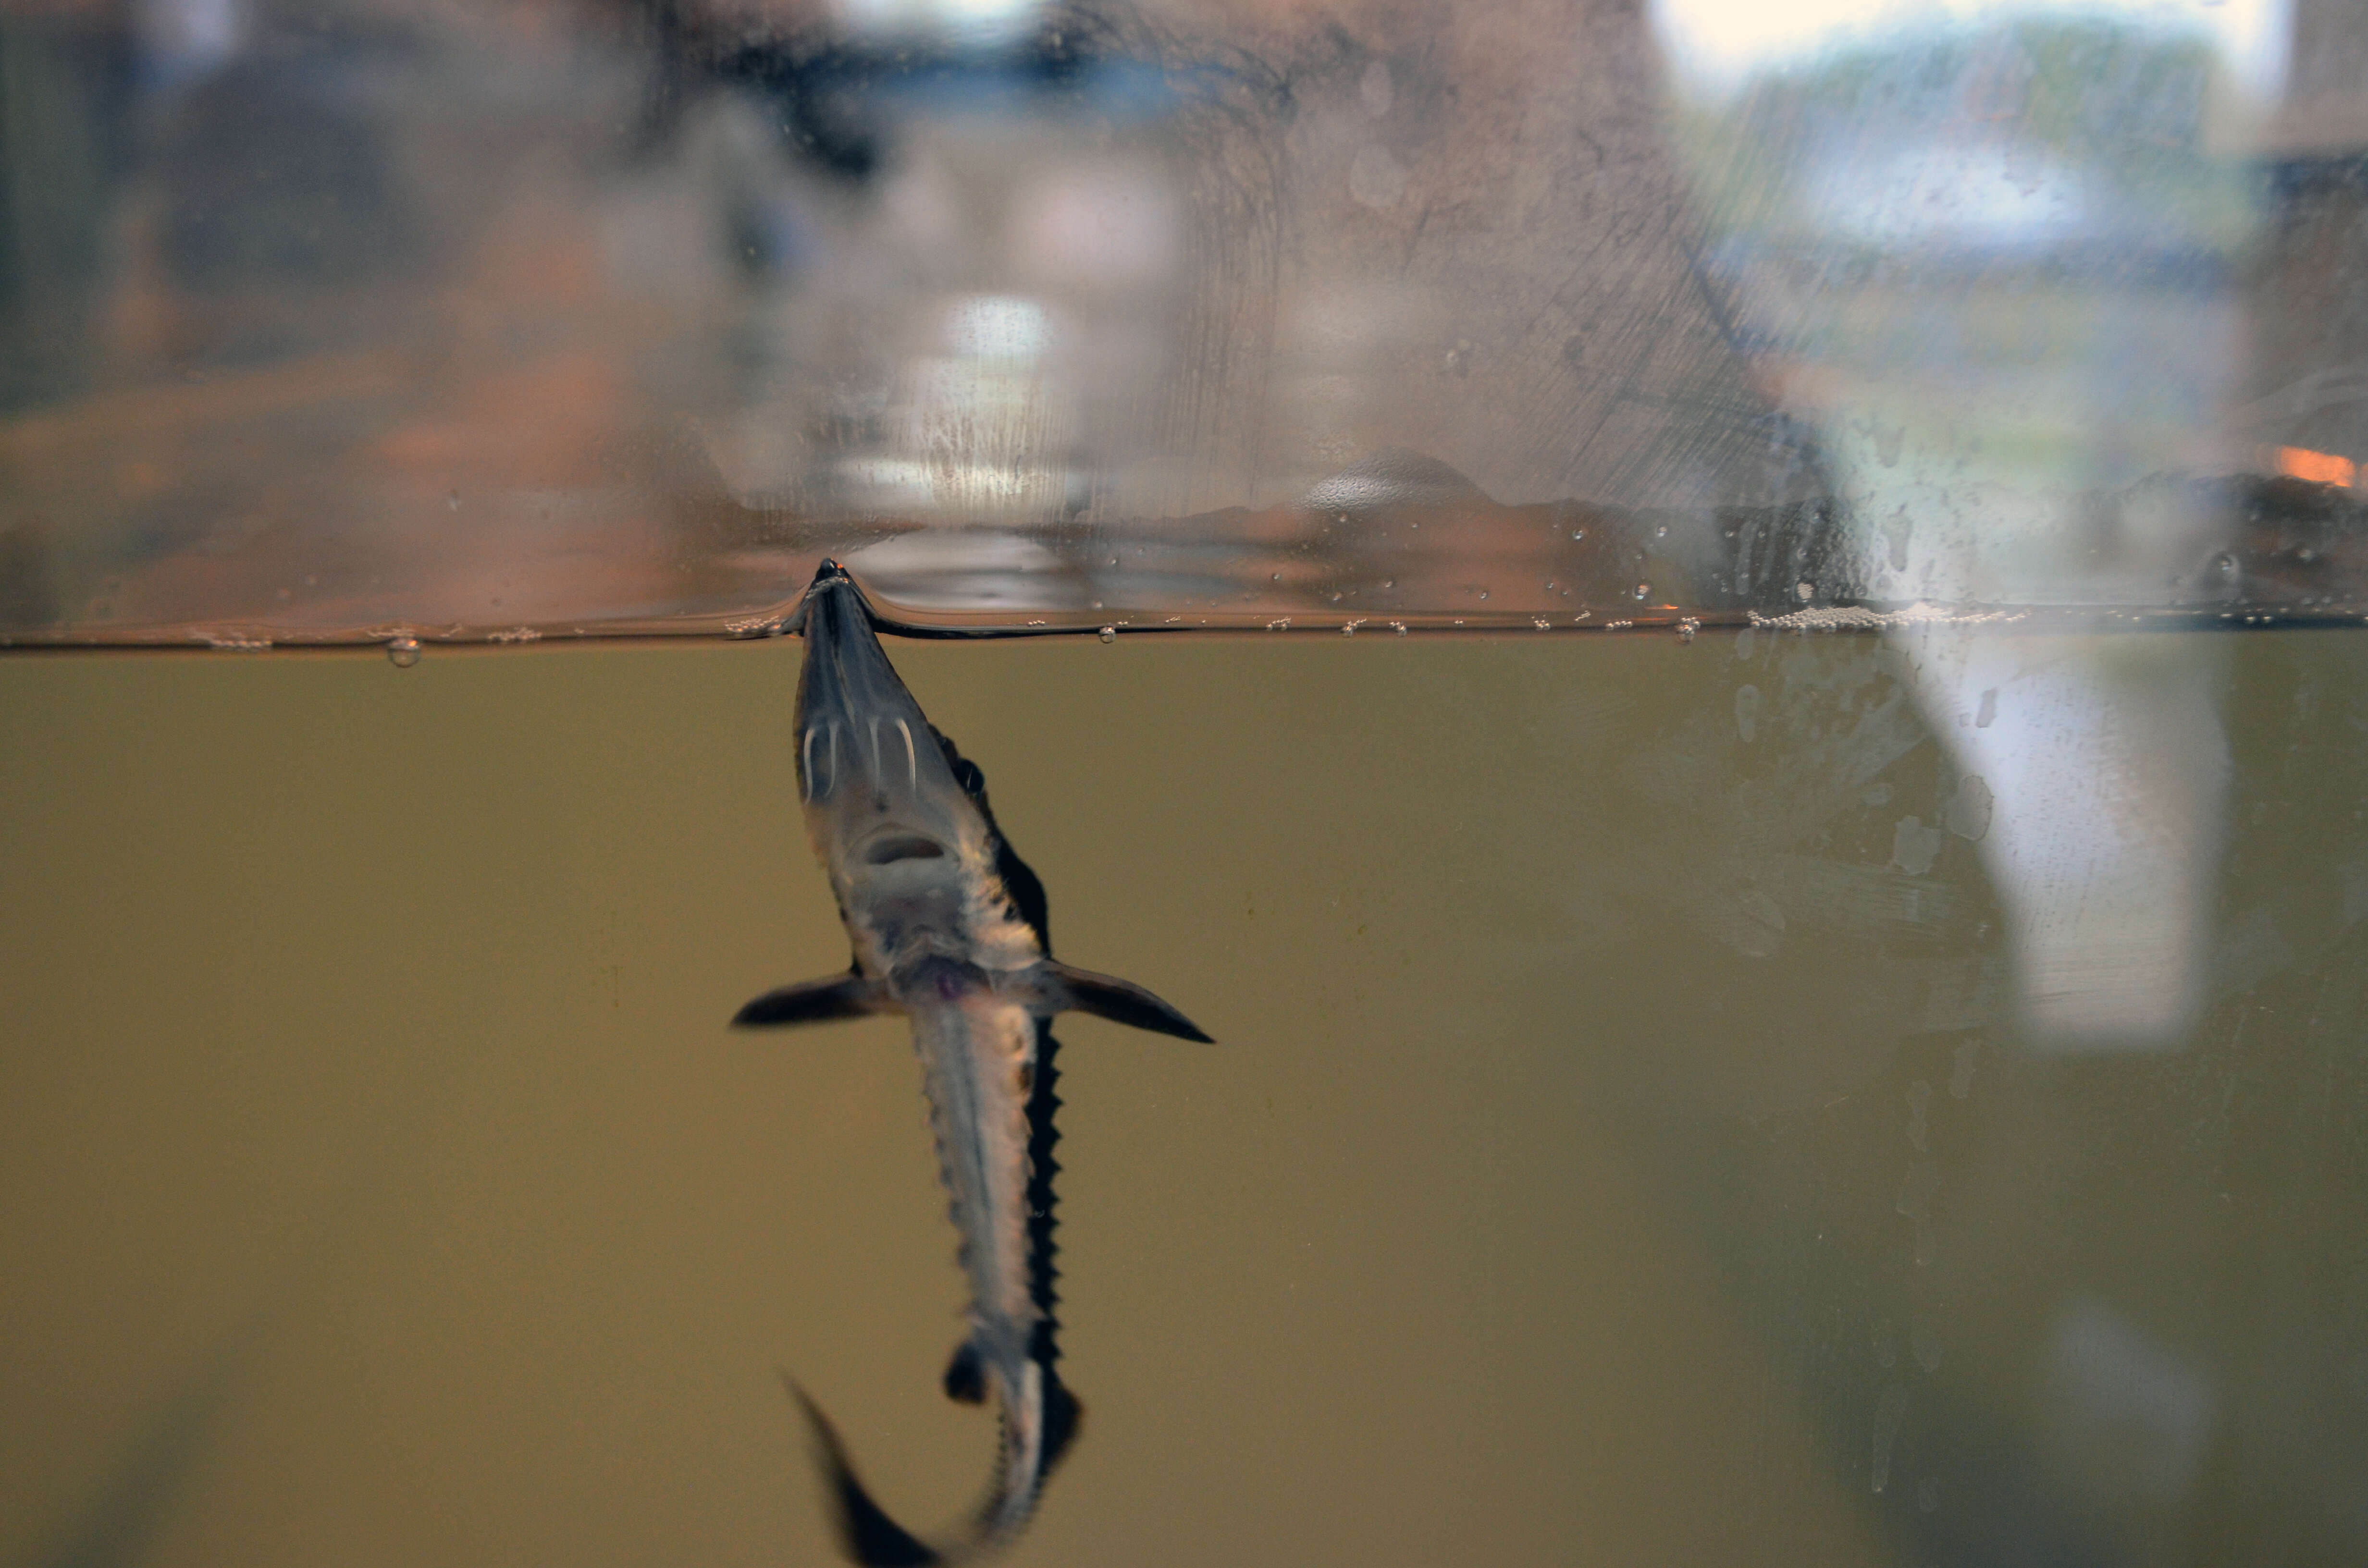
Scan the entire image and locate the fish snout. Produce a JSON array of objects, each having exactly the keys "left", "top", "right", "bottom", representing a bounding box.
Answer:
[{"left": 793, "top": 570, "right": 949, "bottom": 810}]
